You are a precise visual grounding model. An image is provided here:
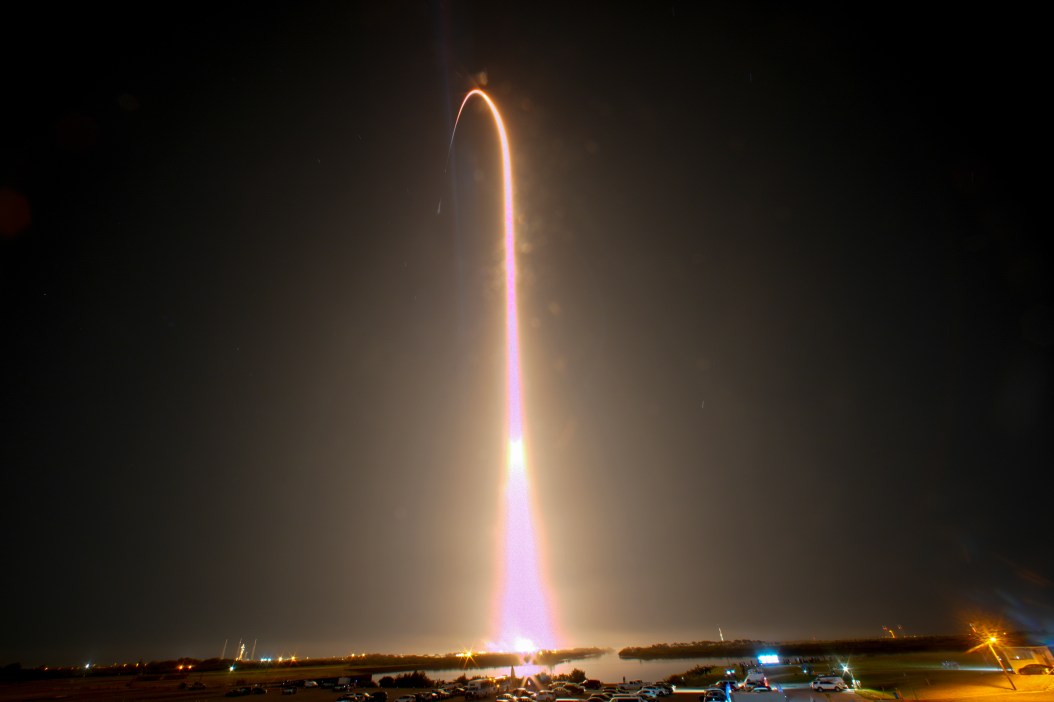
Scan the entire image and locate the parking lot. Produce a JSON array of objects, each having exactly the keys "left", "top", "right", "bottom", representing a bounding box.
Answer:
[{"left": 2, "top": 659, "right": 1053, "bottom": 702}]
